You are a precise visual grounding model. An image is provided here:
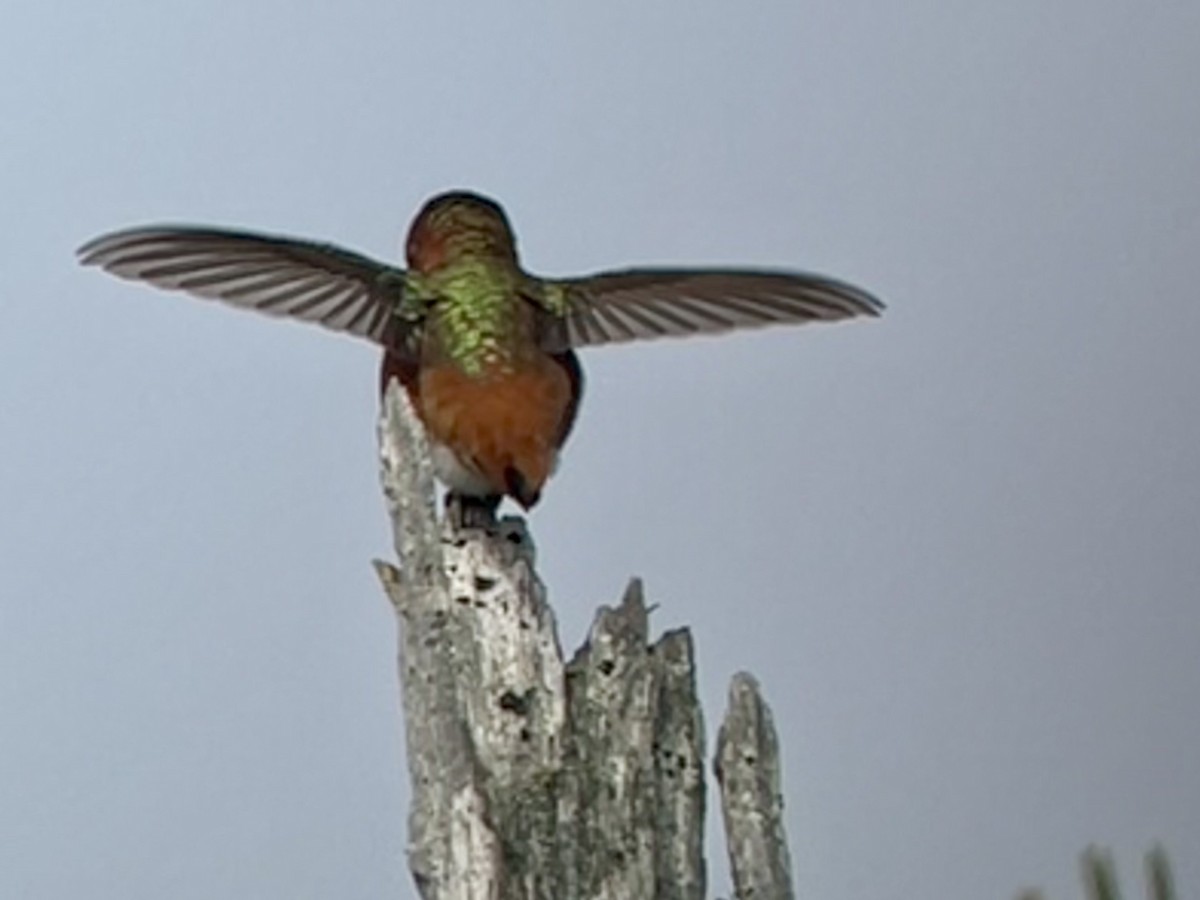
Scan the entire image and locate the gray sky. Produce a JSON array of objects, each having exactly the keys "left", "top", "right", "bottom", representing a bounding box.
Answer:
[{"left": 3, "top": 2, "right": 1198, "bottom": 897}]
